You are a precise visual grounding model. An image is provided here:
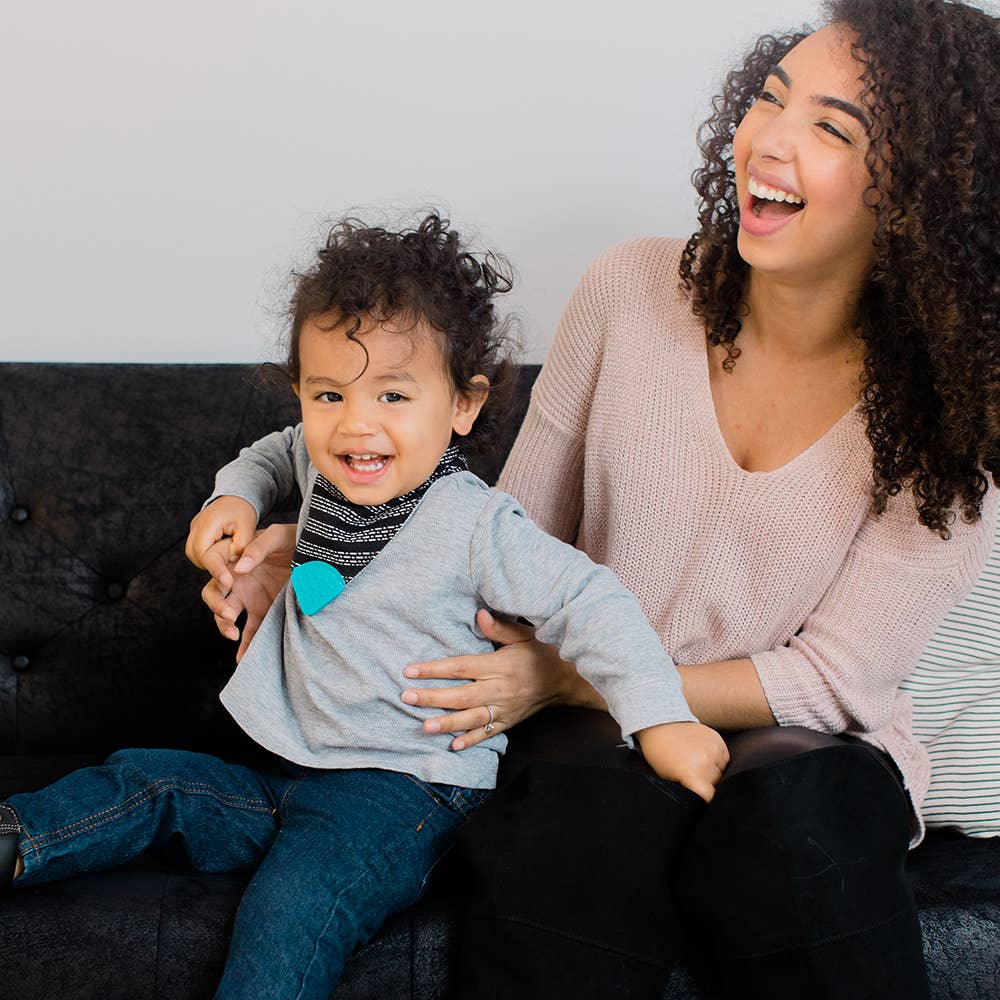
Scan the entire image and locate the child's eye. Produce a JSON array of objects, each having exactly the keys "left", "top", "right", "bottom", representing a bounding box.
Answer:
[
  {"left": 379, "top": 392, "right": 408, "bottom": 403},
  {"left": 316, "top": 391, "right": 342, "bottom": 403}
]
